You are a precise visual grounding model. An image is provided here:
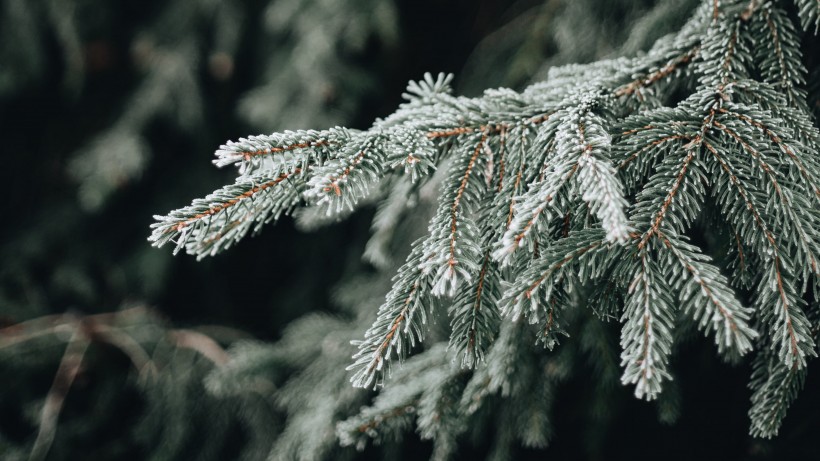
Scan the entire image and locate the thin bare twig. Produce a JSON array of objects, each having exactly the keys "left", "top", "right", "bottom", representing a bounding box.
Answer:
[
  {"left": 90, "top": 323, "right": 158, "bottom": 381},
  {"left": 29, "top": 325, "right": 90, "bottom": 461},
  {"left": 169, "top": 329, "right": 230, "bottom": 366}
]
